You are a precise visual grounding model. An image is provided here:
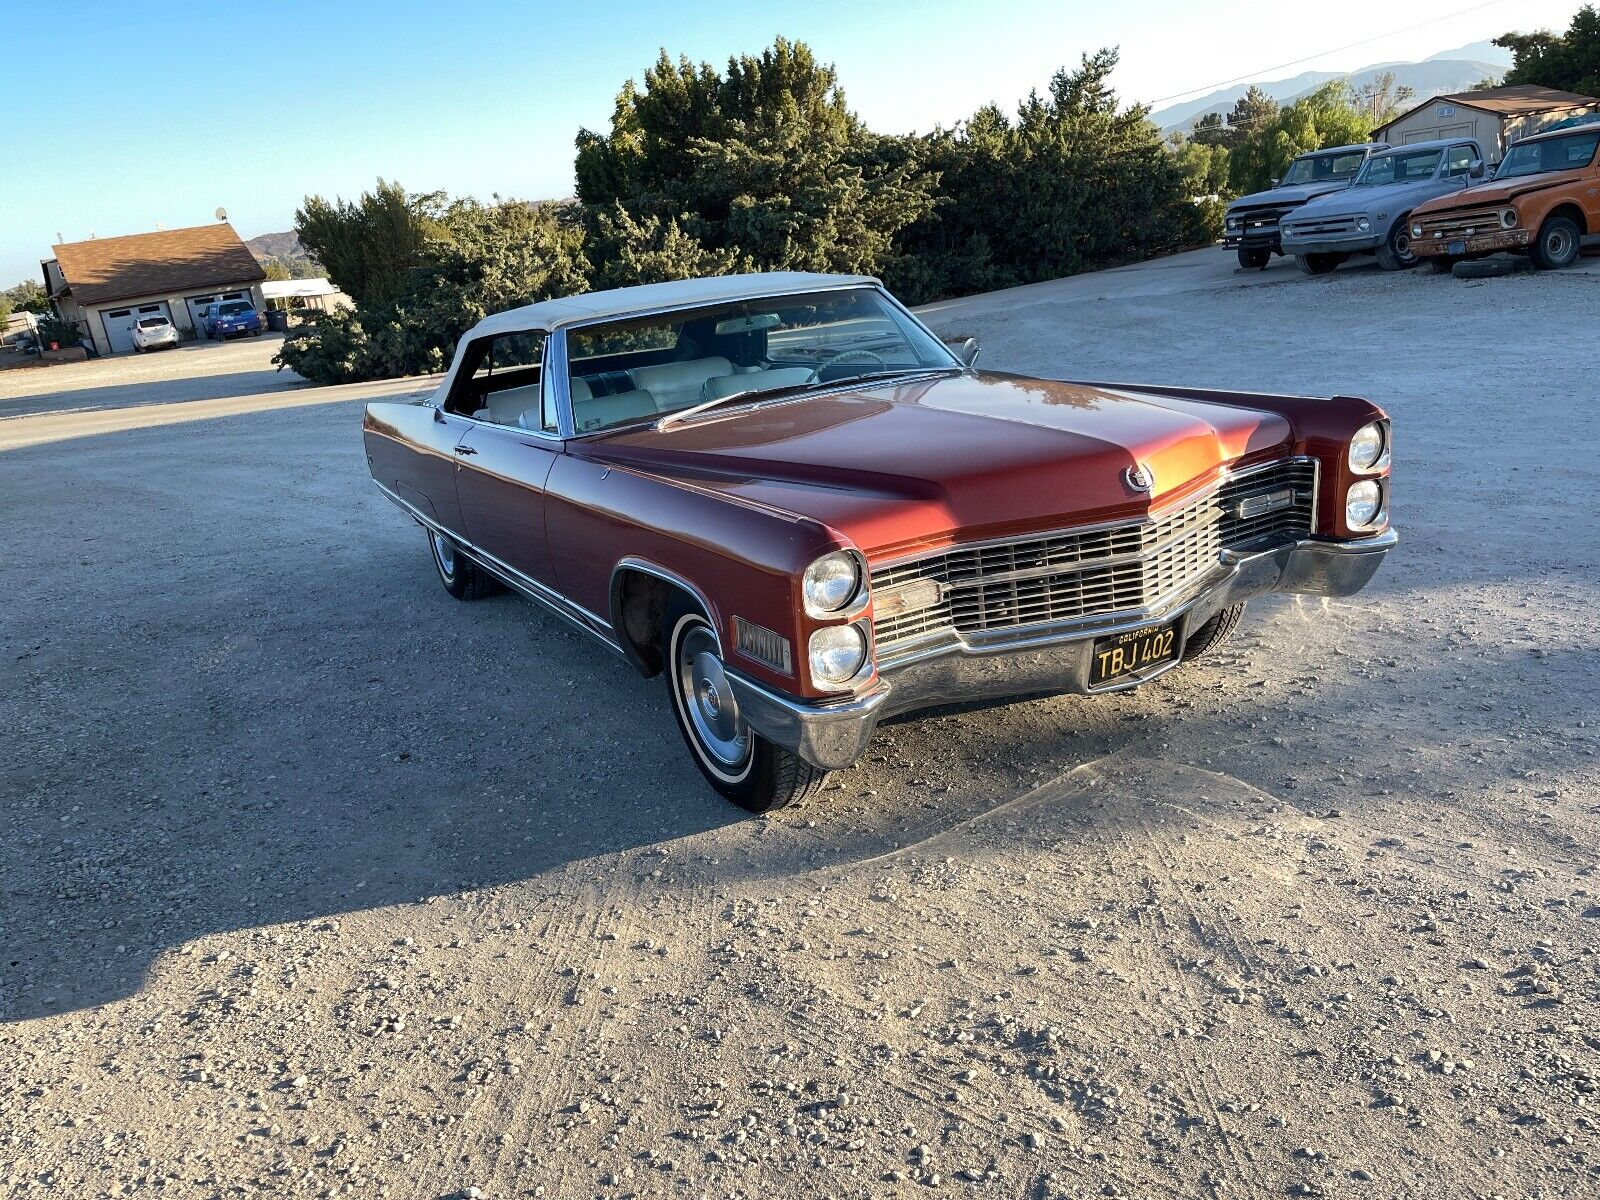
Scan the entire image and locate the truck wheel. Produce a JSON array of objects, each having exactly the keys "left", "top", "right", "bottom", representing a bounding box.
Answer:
[
  {"left": 1530, "top": 215, "right": 1581, "bottom": 270},
  {"left": 1375, "top": 217, "right": 1418, "bottom": 271},
  {"left": 429, "top": 529, "right": 500, "bottom": 600},
  {"left": 1183, "top": 604, "right": 1245, "bottom": 661},
  {"left": 1237, "top": 246, "right": 1271, "bottom": 270},
  {"left": 663, "top": 595, "right": 826, "bottom": 813},
  {"left": 1295, "top": 253, "right": 1341, "bottom": 275}
]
